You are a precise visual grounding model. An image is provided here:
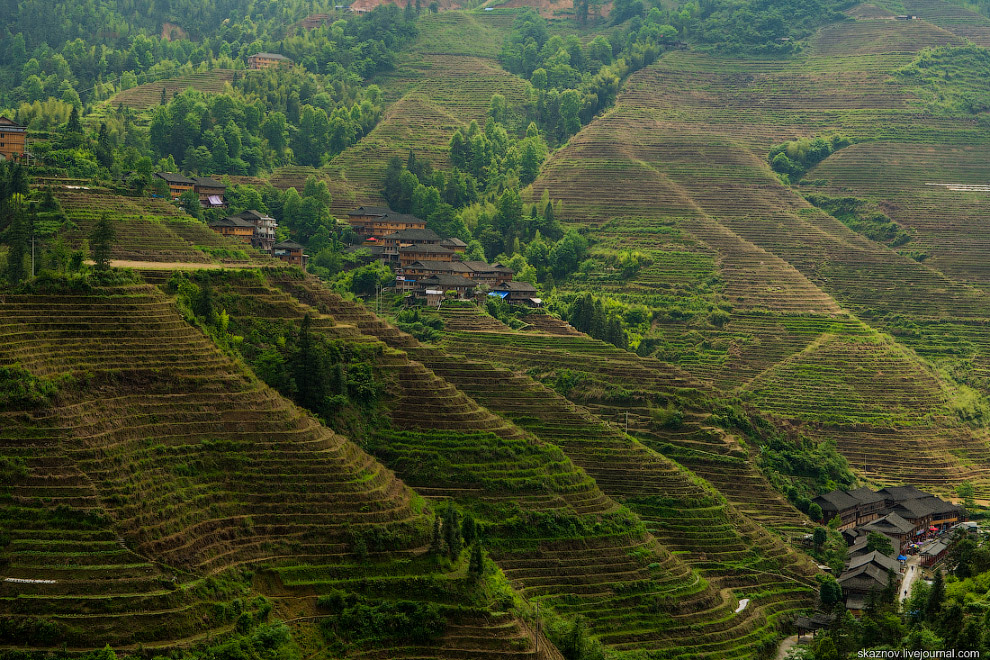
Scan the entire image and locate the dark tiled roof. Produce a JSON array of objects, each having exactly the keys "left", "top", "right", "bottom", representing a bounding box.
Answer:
[
  {"left": 0, "top": 116, "right": 24, "bottom": 128},
  {"left": 878, "top": 485, "right": 929, "bottom": 502},
  {"left": 155, "top": 172, "right": 195, "bottom": 185},
  {"left": 404, "top": 260, "right": 472, "bottom": 273},
  {"left": 839, "top": 563, "right": 893, "bottom": 589},
  {"left": 210, "top": 216, "right": 255, "bottom": 228},
  {"left": 847, "top": 487, "right": 885, "bottom": 504},
  {"left": 847, "top": 550, "right": 901, "bottom": 573},
  {"left": 440, "top": 237, "right": 467, "bottom": 247},
  {"left": 862, "top": 513, "right": 915, "bottom": 535},
  {"left": 420, "top": 274, "right": 474, "bottom": 288},
  {"left": 495, "top": 281, "right": 537, "bottom": 293},
  {"left": 383, "top": 228, "right": 441, "bottom": 242},
  {"left": 348, "top": 206, "right": 392, "bottom": 216},
  {"left": 400, "top": 244, "right": 452, "bottom": 254},
  {"left": 923, "top": 541, "right": 948, "bottom": 557},
  {"left": 251, "top": 52, "right": 290, "bottom": 60},
  {"left": 192, "top": 176, "right": 226, "bottom": 189},
  {"left": 813, "top": 490, "right": 860, "bottom": 512},
  {"left": 274, "top": 240, "right": 304, "bottom": 250},
  {"left": 233, "top": 209, "right": 273, "bottom": 221}
]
